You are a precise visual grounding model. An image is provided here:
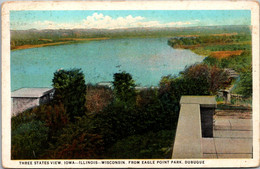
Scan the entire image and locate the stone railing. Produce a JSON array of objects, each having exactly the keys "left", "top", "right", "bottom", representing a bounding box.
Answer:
[{"left": 172, "top": 96, "right": 216, "bottom": 159}]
